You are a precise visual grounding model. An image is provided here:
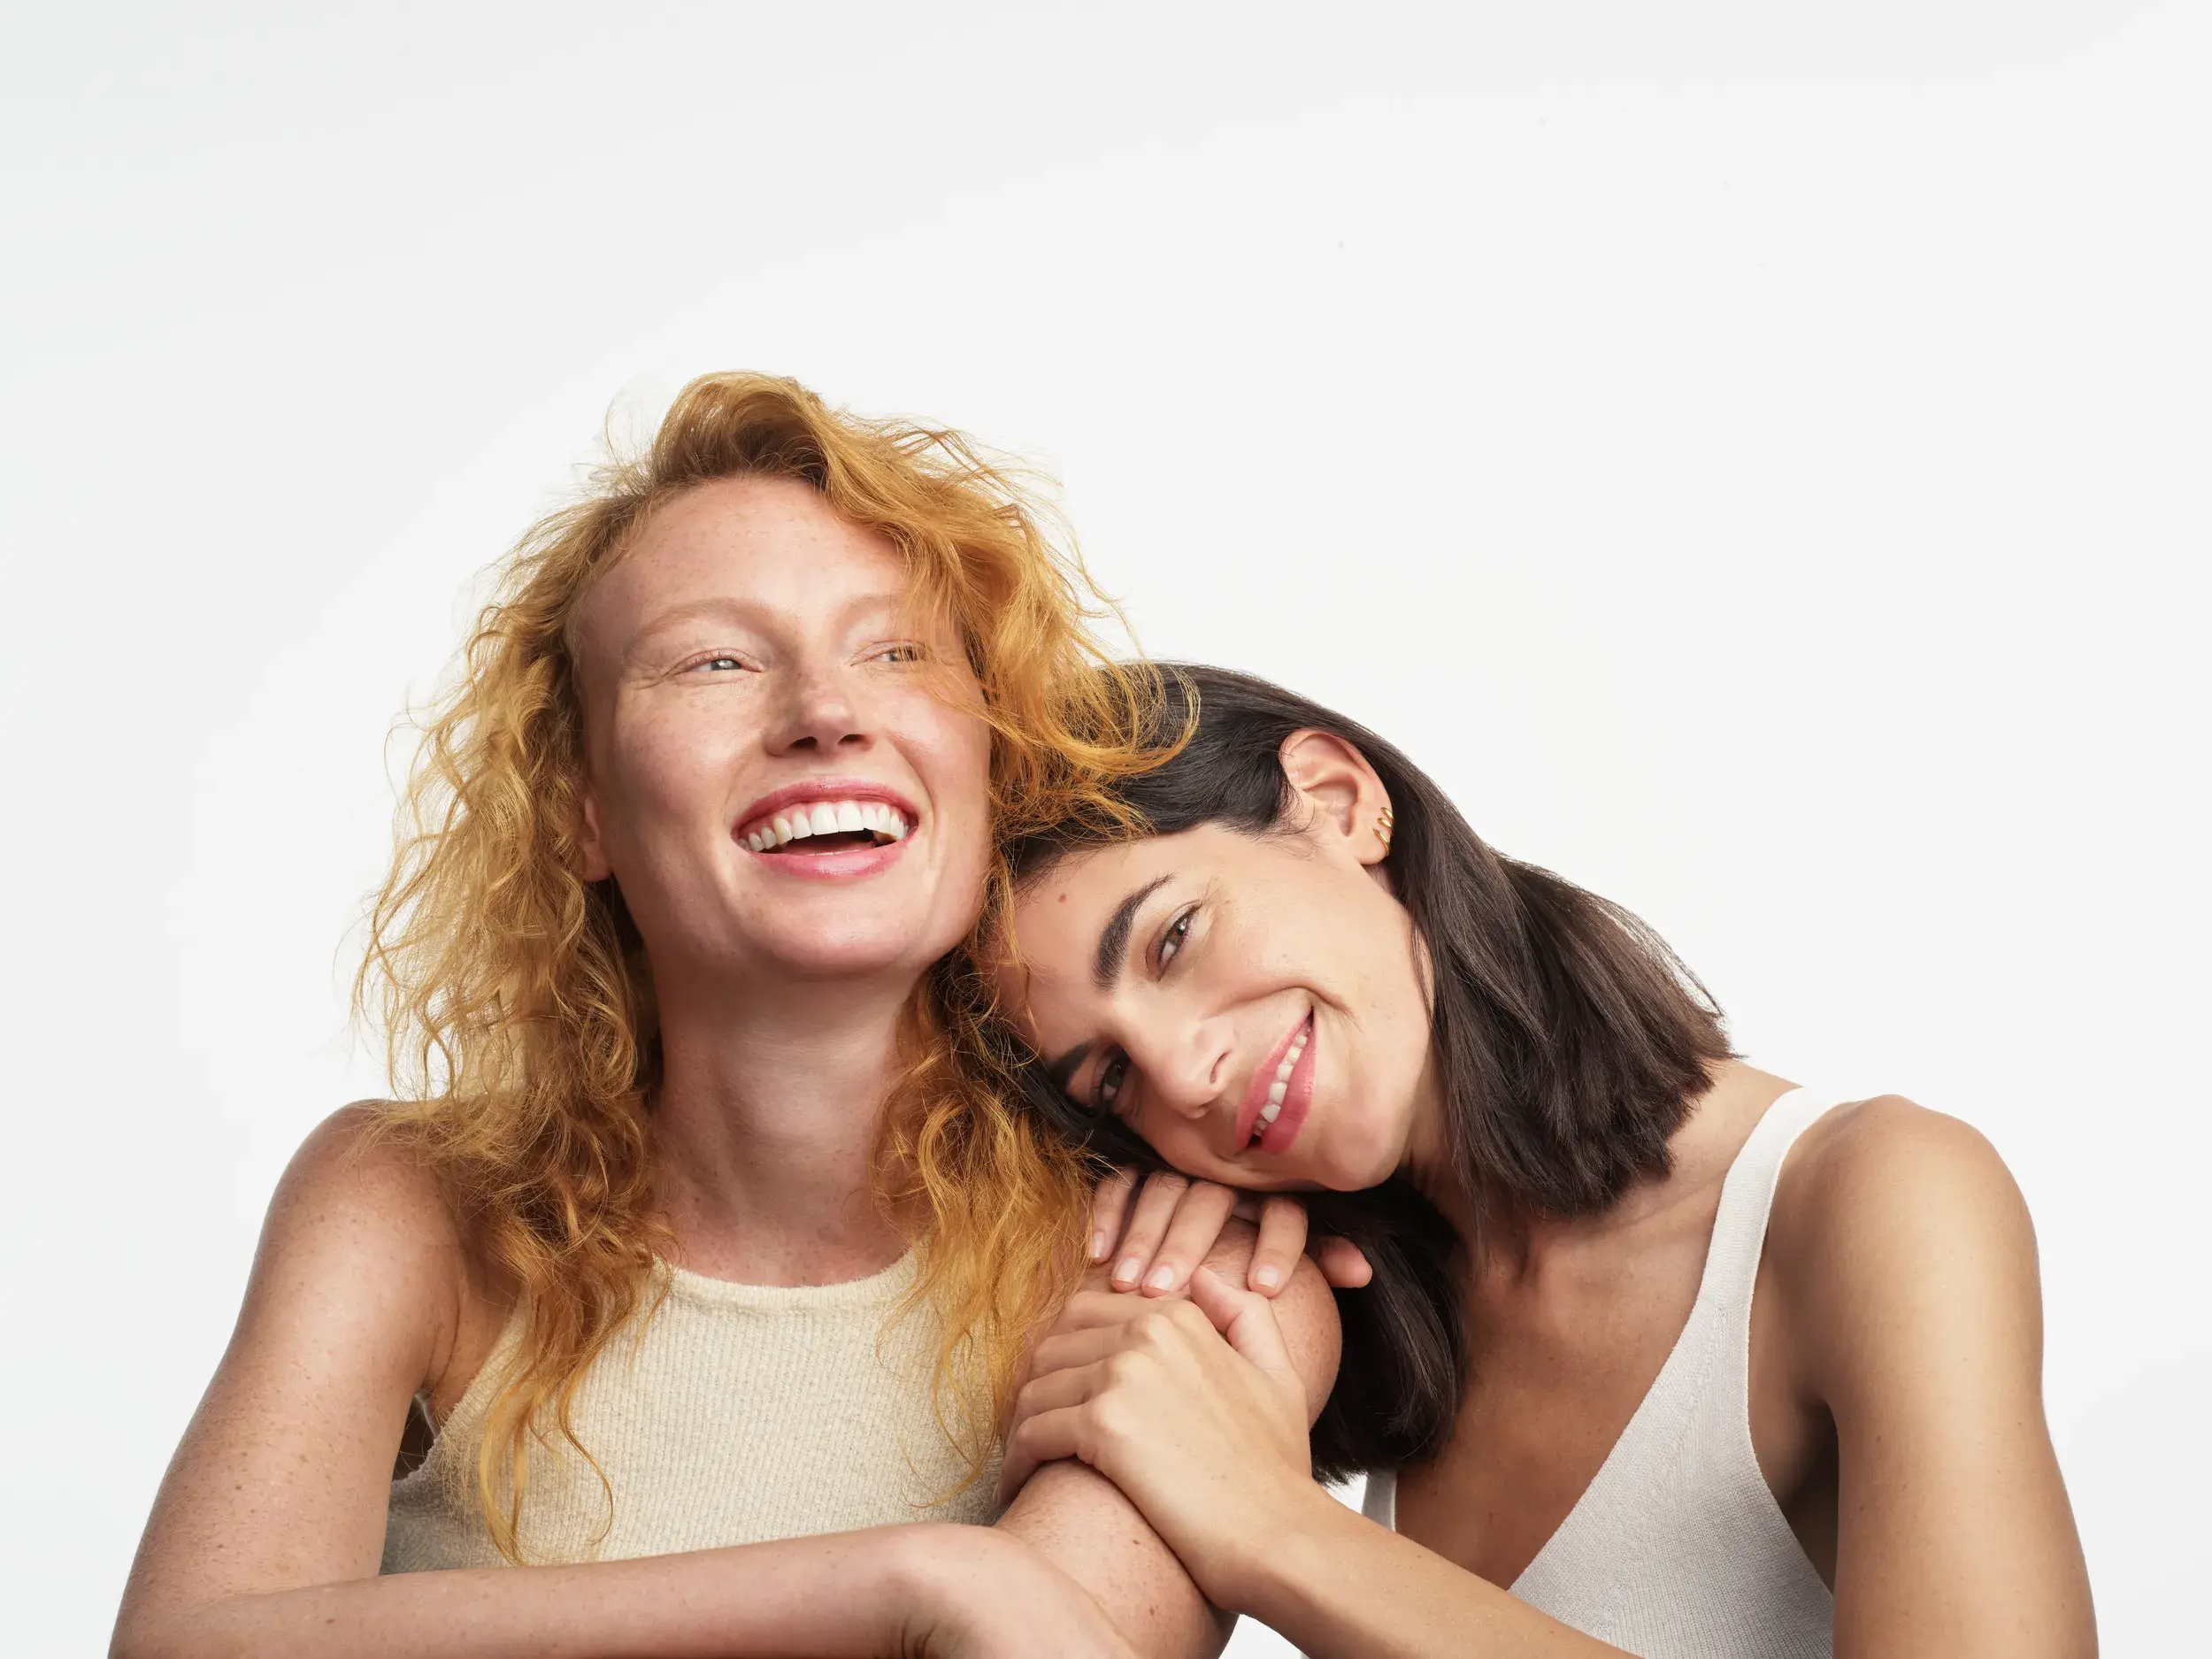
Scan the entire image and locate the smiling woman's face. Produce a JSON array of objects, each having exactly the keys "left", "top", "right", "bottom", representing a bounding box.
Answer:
[
  {"left": 996, "top": 736, "right": 1445, "bottom": 1193},
  {"left": 570, "top": 473, "right": 994, "bottom": 993}
]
